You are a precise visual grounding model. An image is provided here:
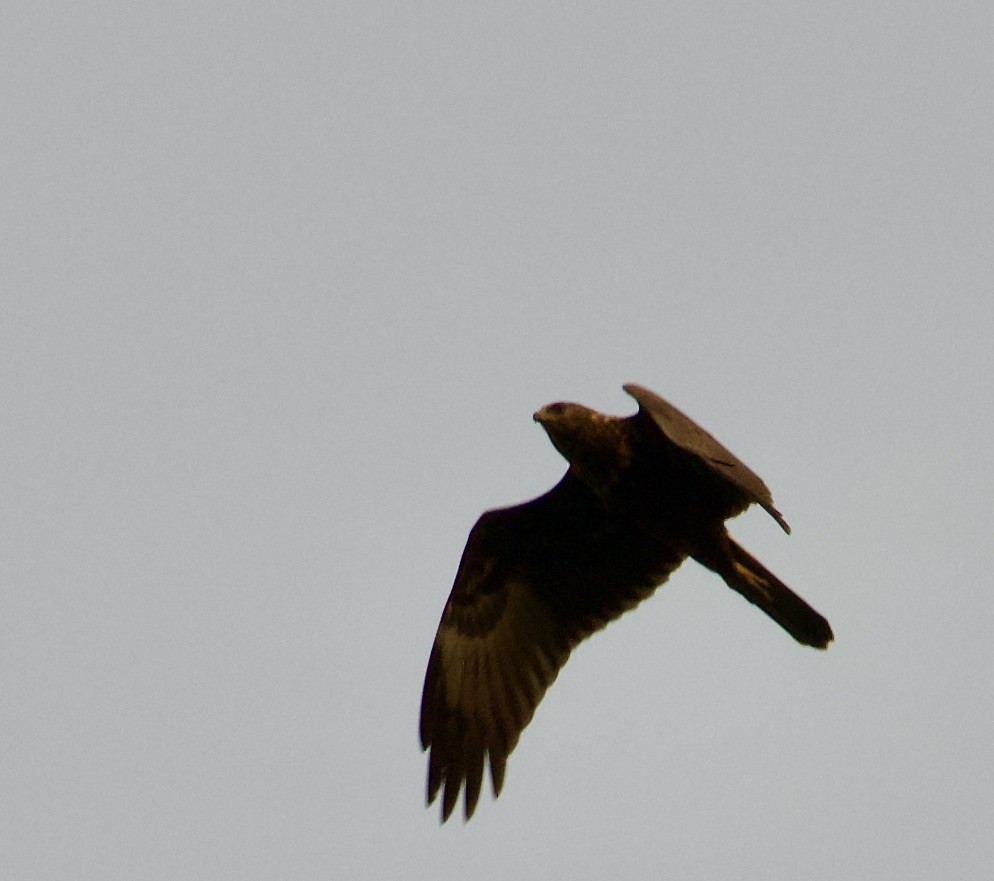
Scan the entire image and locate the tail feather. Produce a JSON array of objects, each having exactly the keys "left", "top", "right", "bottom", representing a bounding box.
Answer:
[{"left": 699, "top": 537, "right": 833, "bottom": 649}]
